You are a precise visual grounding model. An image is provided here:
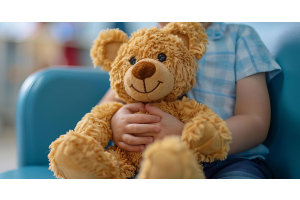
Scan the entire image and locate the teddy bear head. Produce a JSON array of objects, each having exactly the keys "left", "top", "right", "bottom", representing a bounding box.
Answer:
[{"left": 91, "top": 22, "right": 208, "bottom": 103}]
